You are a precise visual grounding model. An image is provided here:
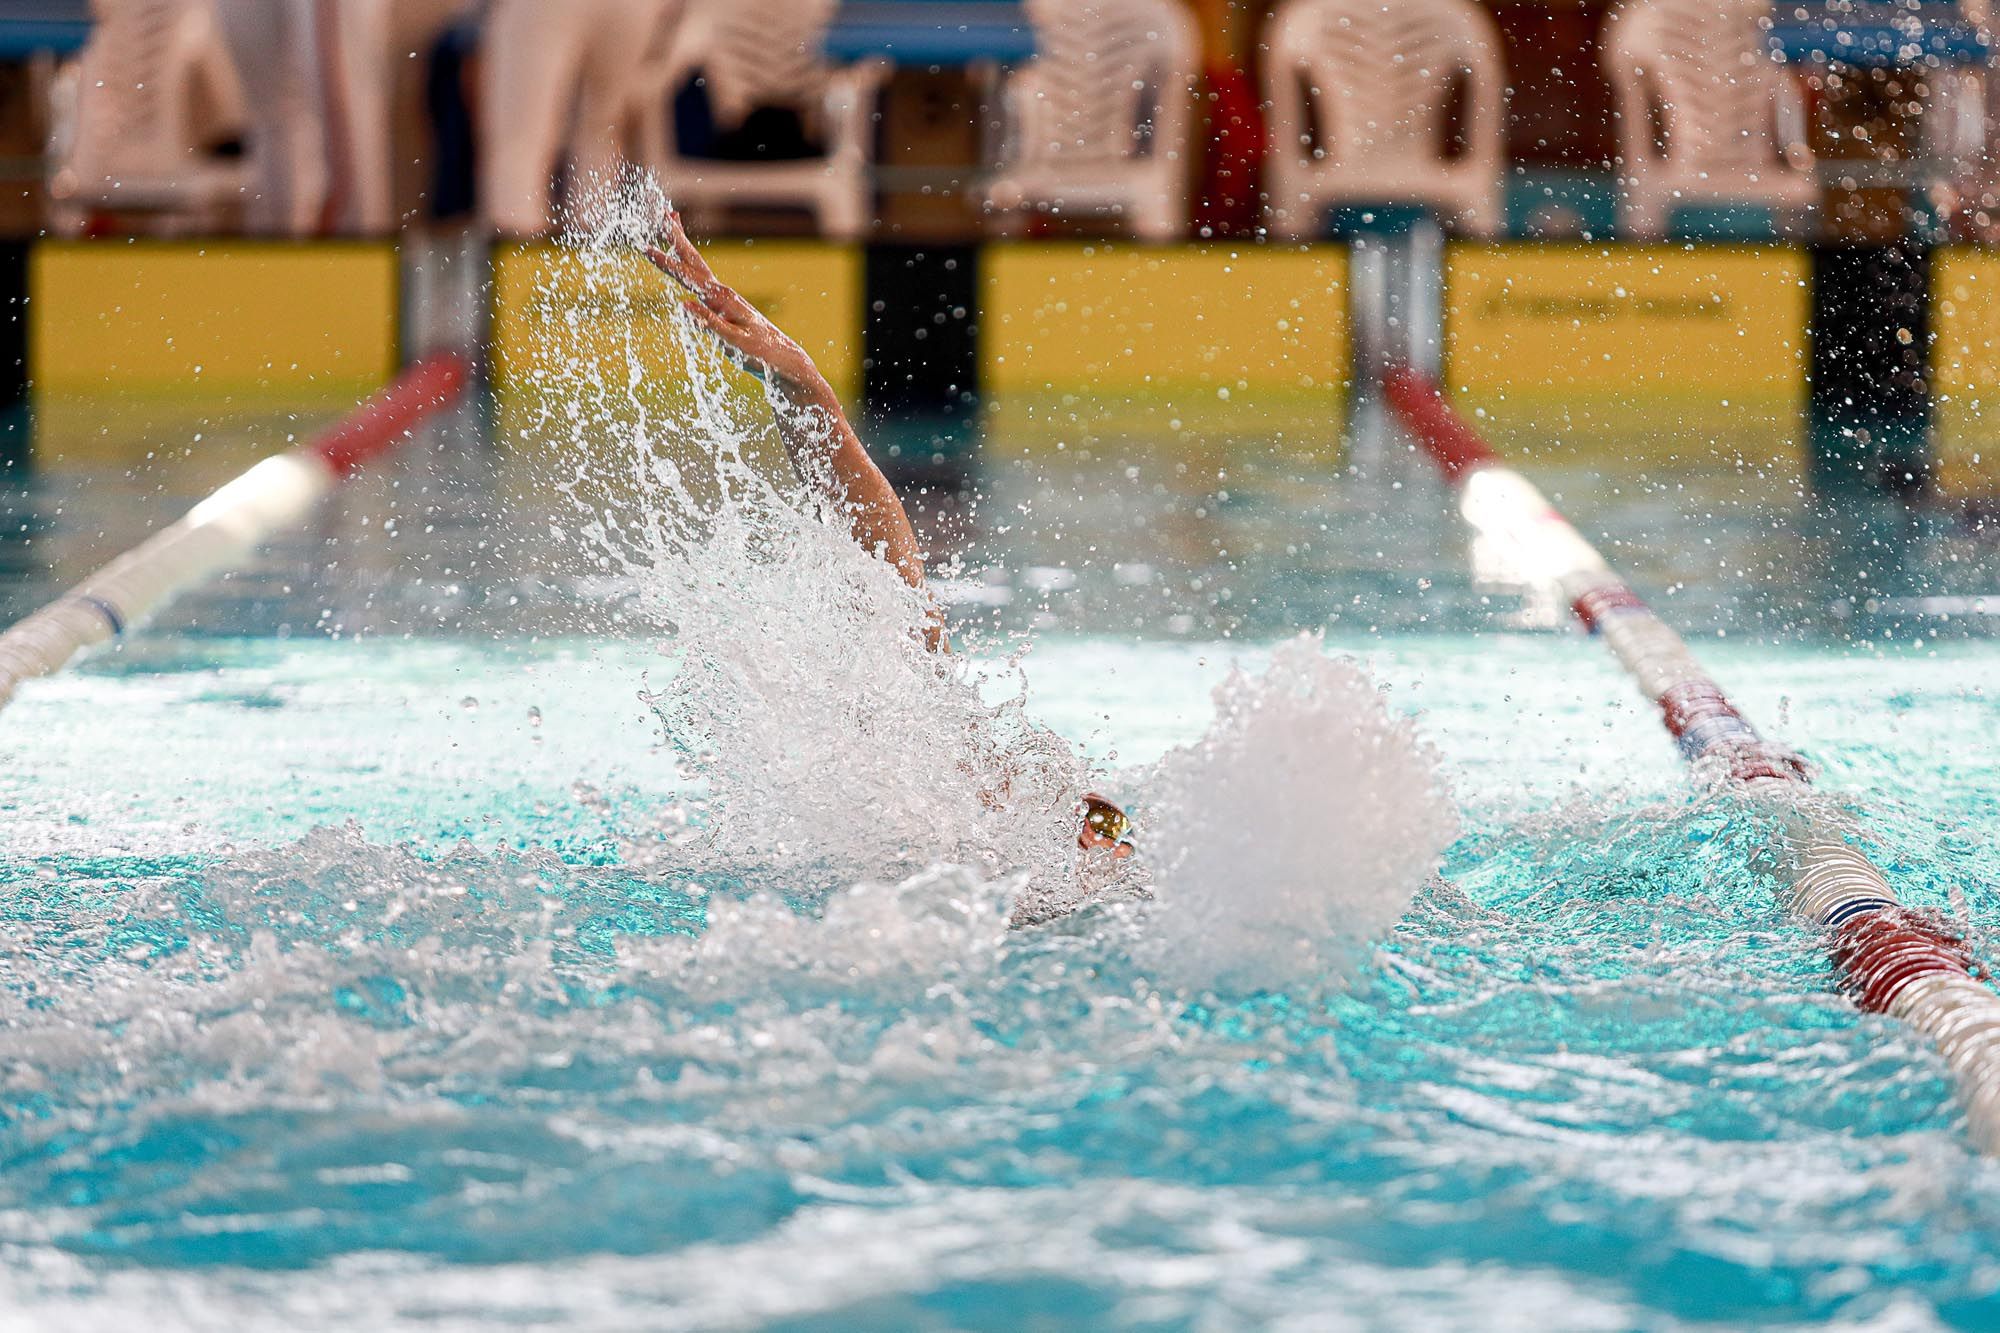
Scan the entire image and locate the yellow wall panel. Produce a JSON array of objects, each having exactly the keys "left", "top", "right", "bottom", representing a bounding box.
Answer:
[
  {"left": 1933, "top": 246, "right": 2000, "bottom": 495},
  {"left": 31, "top": 241, "right": 398, "bottom": 398},
  {"left": 1445, "top": 244, "right": 1807, "bottom": 469},
  {"left": 490, "top": 239, "right": 860, "bottom": 404},
  {"left": 488, "top": 240, "right": 859, "bottom": 501},
  {"left": 982, "top": 244, "right": 1346, "bottom": 446}
]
